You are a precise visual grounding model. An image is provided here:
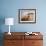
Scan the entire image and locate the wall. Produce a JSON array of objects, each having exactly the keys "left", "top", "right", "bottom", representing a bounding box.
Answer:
[
  {"left": 0, "top": 0, "right": 46, "bottom": 46},
  {"left": 0, "top": 0, "right": 46, "bottom": 32}
]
